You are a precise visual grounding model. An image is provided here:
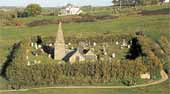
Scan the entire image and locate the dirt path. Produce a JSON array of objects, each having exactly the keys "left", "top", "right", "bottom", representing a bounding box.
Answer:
[{"left": 0, "top": 70, "right": 168, "bottom": 93}]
